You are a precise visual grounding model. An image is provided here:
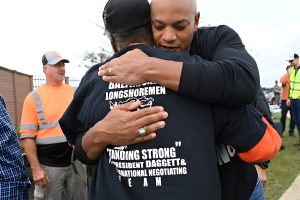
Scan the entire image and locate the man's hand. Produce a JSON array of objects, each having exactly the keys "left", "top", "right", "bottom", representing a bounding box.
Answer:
[
  {"left": 98, "top": 49, "right": 150, "bottom": 85},
  {"left": 32, "top": 166, "right": 49, "bottom": 188},
  {"left": 82, "top": 101, "right": 168, "bottom": 160},
  {"left": 255, "top": 164, "right": 267, "bottom": 188},
  {"left": 92, "top": 101, "right": 168, "bottom": 146},
  {"left": 287, "top": 99, "right": 291, "bottom": 107}
]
